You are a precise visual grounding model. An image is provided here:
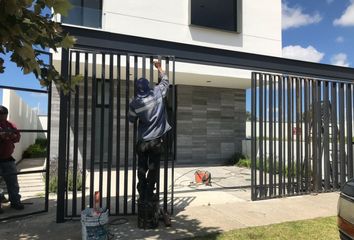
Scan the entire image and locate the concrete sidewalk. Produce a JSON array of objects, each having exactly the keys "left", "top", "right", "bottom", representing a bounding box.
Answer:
[{"left": 0, "top": 192, "right": 339, "bottom": 240}]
